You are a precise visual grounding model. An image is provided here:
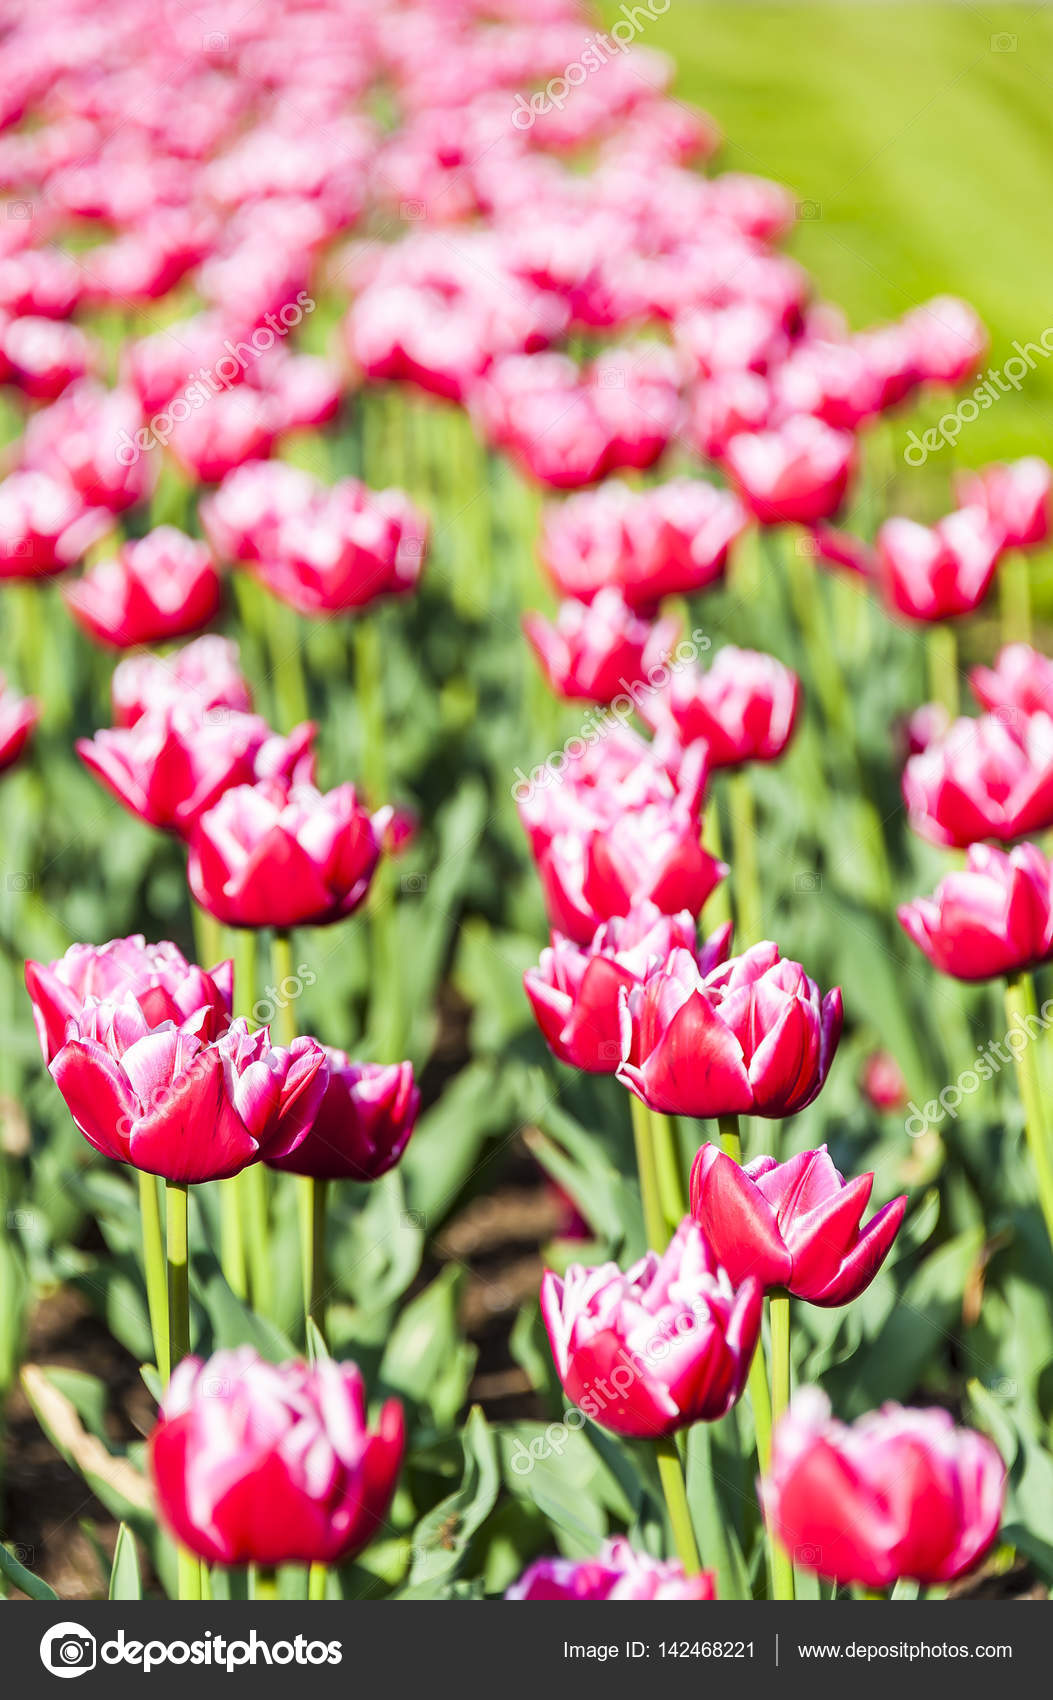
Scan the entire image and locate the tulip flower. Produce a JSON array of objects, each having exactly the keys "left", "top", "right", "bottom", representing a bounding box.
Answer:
[
  {"left": 200, "top": 458, "right": 317, "bottom": 565},
  {"left": 690, "top": 1144, "right": 905, "bottom": 1306},
  {"left": 168, "top": 387, "right": 276, "bottom": 485},
  {"left": 691, "top": 368, "right": 772, "bottom": 462},
  {"left": 50, "top": 1005, "right": 327, "bottom": 1183},
  {"left": 21, "top": 379, "right": 156, "bottom": 513},
  {"left": 724, "top": 414, "right": 856, "bottom": 527},
  {"left": 188, "top": 778, "right": 388, "bottom": 929},
  {"left": 77, "top": 706, "right": 315, "bottom": 838},
  {"left": 970, "top": 642, "right": 1053, "bottom": 721},
  {"left": 268, "top": 1054, "right": 419, "bottom": 1181},
  {"left": 0, "top": 675, "right": 38, "bottom": 775},
  {"left": 150, "top": 1349, "right": 404, "bottom": 1567},
  {"left": 525, "top": 906, "right": 731, "bottom": 1074},
  {"left": 860, "top": 1051, "right": 908, "bottom": 1113},
  {"left": 523, "top": 589, "right": 678, "bottom": 705},
  {"left": 2, "top": 315, "right": 94, "bottom": 401},
  {"left": 906, "top": 295, "right": 988, "bottom": 388},
  {"left": 876, "top": 508, "right": 1002, "bottom": 623},
  {"left": 957, "top": 457, "right": 1051, "bottom": 552},
  {"left": 507, "top": 1537, "right": 717, "bottom": 1601},
  {"left": 898, "top": 841, "right": 1053, "bottom": 981},
  {"left": 903, "top": 712, "right": 1053, "bottom": 847},
  {"left": 250, "top": 478, "right": 429, "bottom": 616},
  {"left": 618, "top": 942, "right": 842, "bottom": 1119},
  {"left": 518, "top": 726, "right": 708, "bottom": 855},
  {"left": 540, "top": 1218, "right": 762, "bottom": 1437},
  {"left": 25, "top": 934, "right": 233, "bottom": 1064},
  {"left": 111, "top": 635, "right": 252, "bottom": 728},
  {"left": 643, "top": 646, "right": 800, "bottom": 769},
  {"left": 64, "top": 528, "right": 222, "bottom": 650},
  {"left": 0, "top": 469, "right": 108, "bottom": 579},
  {"left": 762, "top": 1388, "right": 1004, "bottom": 1588}
]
